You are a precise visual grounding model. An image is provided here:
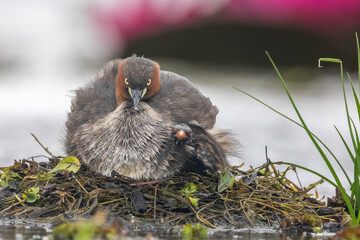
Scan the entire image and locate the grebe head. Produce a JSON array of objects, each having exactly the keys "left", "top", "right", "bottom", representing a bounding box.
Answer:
[{"left": 116, "top": 56, "right": 161, "bottom": 110}]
